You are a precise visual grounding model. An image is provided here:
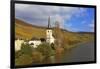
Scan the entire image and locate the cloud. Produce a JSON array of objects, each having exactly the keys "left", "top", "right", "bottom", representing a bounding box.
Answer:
[
  {"left": 89, "top": 23, "right": 94, "bottom": 28},
  {"left": 74, "top": 8, "right": 87, "bottom": 18},
  {"left": 81, "top": 20, "right": 88, "bottom": 24},
  {"left": 90, "top": 19, "right": 94, "bottom": 27},
  {"left": 81, "top": 21, "right": 86, "bottom": 24},
  {"left": 15, "top": 3, "right": 87, "bottom": 30},
  {"left": 64, "top": 23, "right": 78, "bottom": 32},
  {"left": 88, "top": 20, "right": 94, "bottom": 32}
]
